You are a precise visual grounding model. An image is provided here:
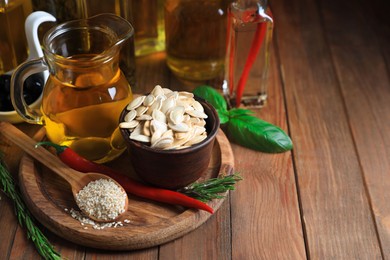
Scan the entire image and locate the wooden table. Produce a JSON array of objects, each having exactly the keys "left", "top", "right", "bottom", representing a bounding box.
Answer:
[{"left": 1, "top": 0, "right": 389, "bottom": 258}]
